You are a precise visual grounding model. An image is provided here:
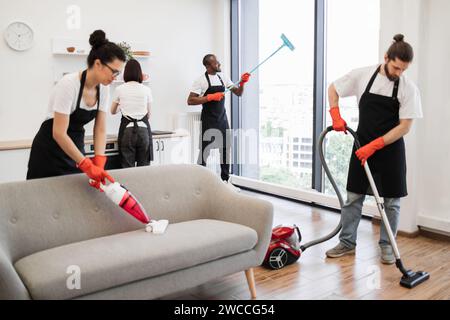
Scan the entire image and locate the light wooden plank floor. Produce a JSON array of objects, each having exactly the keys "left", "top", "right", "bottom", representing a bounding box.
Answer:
[{"left": 163, "top": 190, "right": 450, "bottom": 300}]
